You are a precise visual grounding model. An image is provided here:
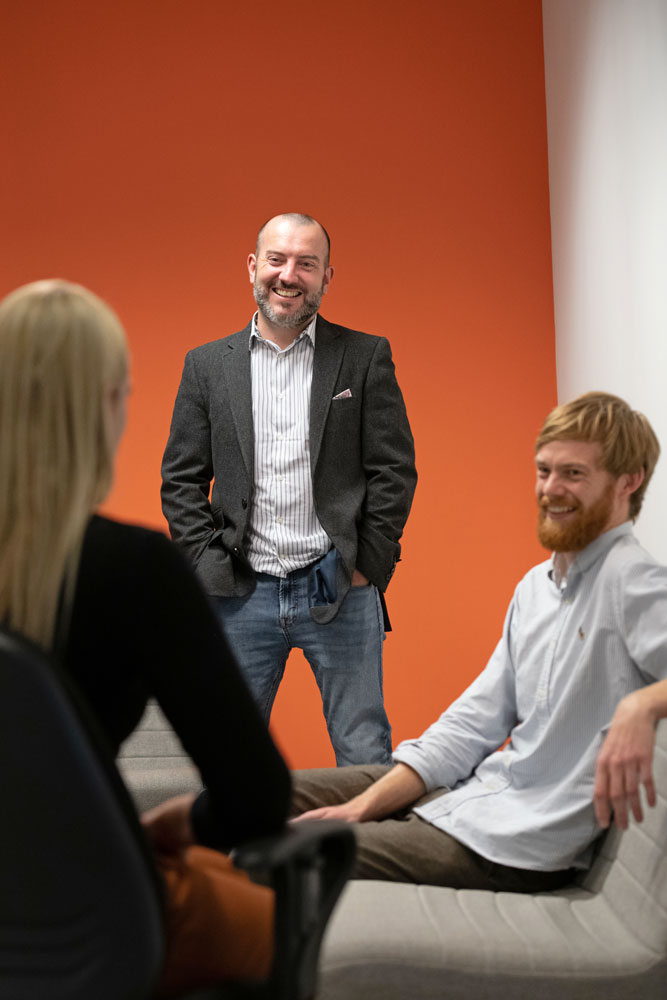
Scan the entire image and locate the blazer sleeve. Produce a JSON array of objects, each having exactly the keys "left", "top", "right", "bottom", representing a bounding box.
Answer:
[
  {"left": 161, "top": 350, "right": 216, "bottom": 566},
  {"left": 356, "top": 337, "right": 417, "bottom": 589}
]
